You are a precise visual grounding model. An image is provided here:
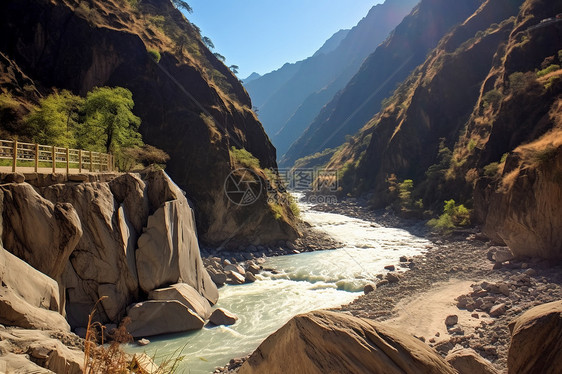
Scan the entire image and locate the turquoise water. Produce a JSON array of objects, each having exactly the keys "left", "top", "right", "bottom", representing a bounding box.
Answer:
[{"left": 126, "top": 201, "right": 430, "bottom": 373}]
